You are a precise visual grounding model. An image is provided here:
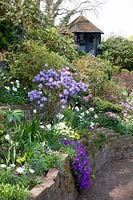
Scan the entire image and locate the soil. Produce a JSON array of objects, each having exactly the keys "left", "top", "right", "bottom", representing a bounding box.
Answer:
[{"left": 78, "top": 158, "right": 133, "bottom": 200}]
